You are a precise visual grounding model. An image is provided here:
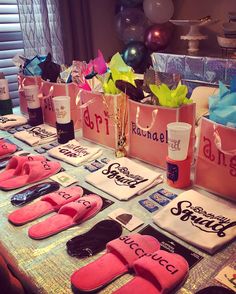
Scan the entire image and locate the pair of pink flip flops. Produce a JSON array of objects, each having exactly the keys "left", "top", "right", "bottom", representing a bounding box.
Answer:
[
  {"left": 0, "top": 140, "right": 17, "bottom": 158},
  {"left": 8, "top": 186, "right": 103, "bottom": 239},
  {"left": 0, "top": 155, "right": 61, "bottom": 190},
  {"left": 71, "top": 233, "right": 189, "bottom": 294}
]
